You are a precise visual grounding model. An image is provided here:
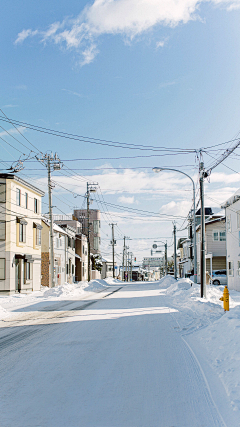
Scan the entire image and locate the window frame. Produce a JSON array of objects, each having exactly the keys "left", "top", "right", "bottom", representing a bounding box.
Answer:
[
  {"left": 19, "top": 223, "right": 26, "bottom": 243},
  {"left": 34, "top": 198, "right": 38, "bottom": 213},
  {"left": 0, "top": 183, "right": 6, "bottom": 203},
  {"left": 0, "top": 258, "right": 5, "bottom": 280},
  {"left": 228, "top": 261, "right": 234, "bottom": 276},
  {"left": 0, "top": 221, "right": 6, "bottom": 241},
  {"left": 25, "top": 192, "right": 28, "bottom": 209},
  {"left": 16, "top": 188, "right": 21, "bottom": 206}
]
